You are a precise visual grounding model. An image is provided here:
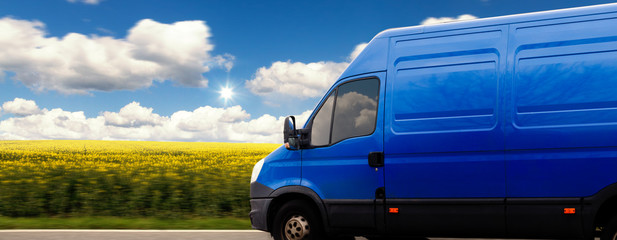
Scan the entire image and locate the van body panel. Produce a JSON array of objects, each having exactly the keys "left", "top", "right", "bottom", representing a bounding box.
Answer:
[
  {"left": 385, "top": 25, "right": 507, "bottom": 154},
  {"left": 385, "top": 154, "right": 507, "bottom": 235},
  {"left": 506, "top": 12, "right": 617, "bottom": 151},
  {"left": 254, "top": 146, "right": 302, "bottom": 193},
  {"left": 384, "top": 25, "right": 508, "bottom": 198},
  {"left": 385, "top": 151, "right": 505, "bottom": 198},
  {"left": 301, "top": 138, "right": 383, "bottom": 200},
  {"left": 506, "top": 148, "right": 617, "bottom": 198},
  {"left": 386, "top": 198, "right": 505, "bottom": 237}
]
